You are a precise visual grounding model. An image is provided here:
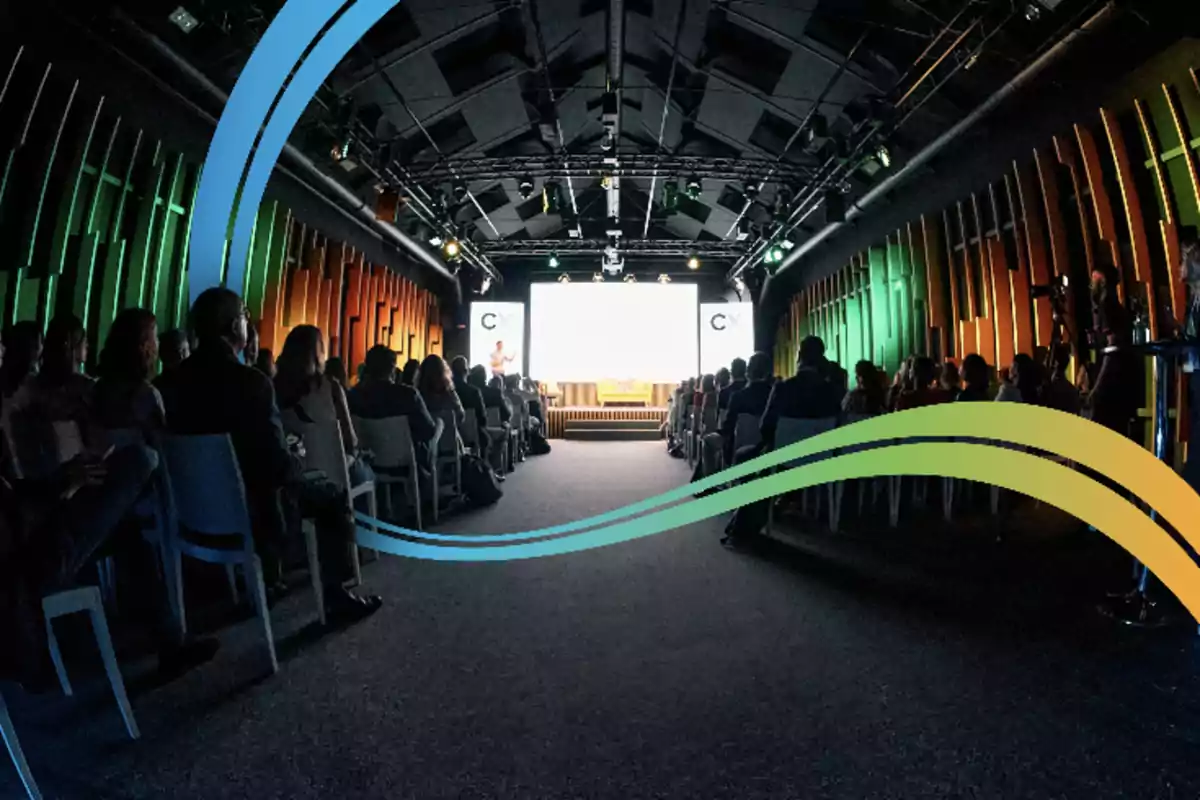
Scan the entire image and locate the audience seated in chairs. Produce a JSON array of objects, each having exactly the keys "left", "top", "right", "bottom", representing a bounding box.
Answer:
[
  {"left": 92, "top": 308, "right": 166, "bottom": 437},
  {"left": 0, "top": 321, "right": 217, "bottom": 693},
  {"left": 350, "top": 345, "right": 442, "bottom": 464},
  {"left": 450, "top": 356, "right": 490, "bottom": 453},
  {"left": 243, "top": 320, "right": 260, "bottom": 372},
  {"left": 273, "top": 324, "right": 382, "bottom": 621},
  {"left": 156, "top": 328, "right": 190, "bottom": 385},
  {"left": 760, "top": 336, "right": 844, "bottom": 450},
  {"left": 842, "top": 359, "right": 887, "bottom": 416},
  {"left": 400, "top": 358, "right": 421, "bottom": 387},
  {"left": 894, "top": 356, "right": 954, "bottom": 410},
  {"left": 939, "top": 361, "right": 961, "bottom": 395},
  {"left": 994, "top": 353, "right": 1042, "bottom": 403},
  {"left": 719, "top": 359, "right": 747, "bottom": 412},
  {"left": 956, "top": 354, "right": 991, "bottom": 401},
  {"left": 720, "top": 351, "right": 776, "bottom": 468},
  {"left": 157, "top": 288, "right": 379, "bottom": 622}
]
